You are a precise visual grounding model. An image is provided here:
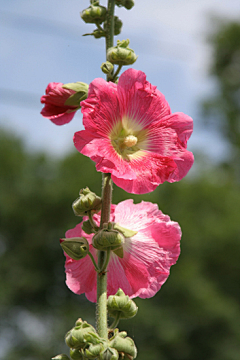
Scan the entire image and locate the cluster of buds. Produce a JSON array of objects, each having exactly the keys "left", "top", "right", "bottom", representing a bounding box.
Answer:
[{"left": 52, "top": 290, "right": 138, "bottom": 360}]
